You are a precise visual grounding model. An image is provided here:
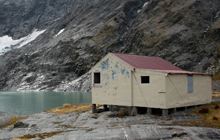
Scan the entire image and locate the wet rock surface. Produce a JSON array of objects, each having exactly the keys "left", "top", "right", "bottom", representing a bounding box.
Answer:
[
  {"left": 0, "top": 111, "right": 220, "bottom": 140},
  {"left": 0, "top": 0, "right": 220, "bottom": 91}
]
